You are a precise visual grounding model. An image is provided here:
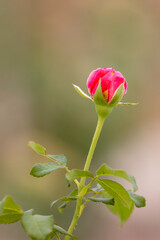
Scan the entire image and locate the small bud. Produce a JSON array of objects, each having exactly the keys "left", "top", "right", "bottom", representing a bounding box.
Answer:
[
  {"left": 87, "top": 67, "right": 127, "bottom": 104},
  {"left": 87, "top": 68, "right": 127, "bottom": 118}
]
